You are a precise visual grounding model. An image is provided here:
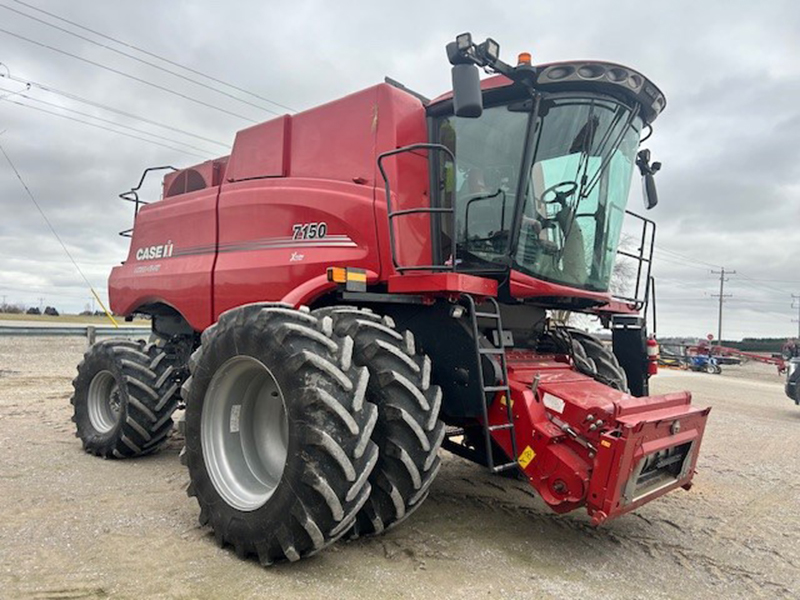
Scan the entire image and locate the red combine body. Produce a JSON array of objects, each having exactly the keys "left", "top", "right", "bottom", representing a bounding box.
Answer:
[{"left": 70, "top": 33, "right": 710, "bottom": 564}]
